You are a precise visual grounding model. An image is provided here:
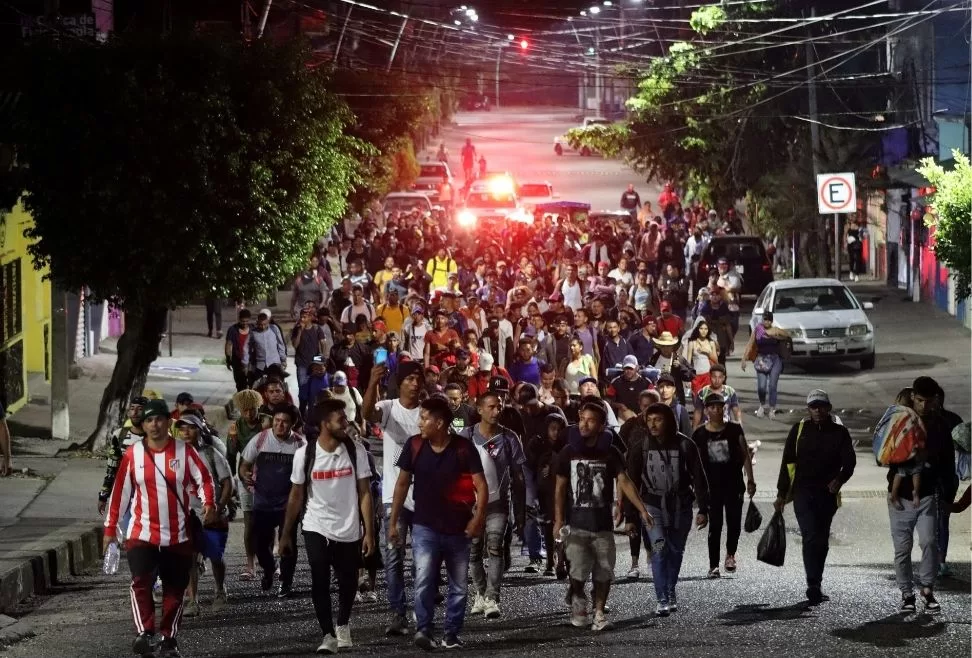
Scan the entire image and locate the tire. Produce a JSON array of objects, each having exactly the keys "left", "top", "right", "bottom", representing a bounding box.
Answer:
[
  {"left": 554, "top": 144, "right": 563, "bottom": 156},
  {"left": 580, "top": 146, "right": 592, "bottom": 157},
  {"left": 860, "top": 354, "right": 876, "bottom": 370}
]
